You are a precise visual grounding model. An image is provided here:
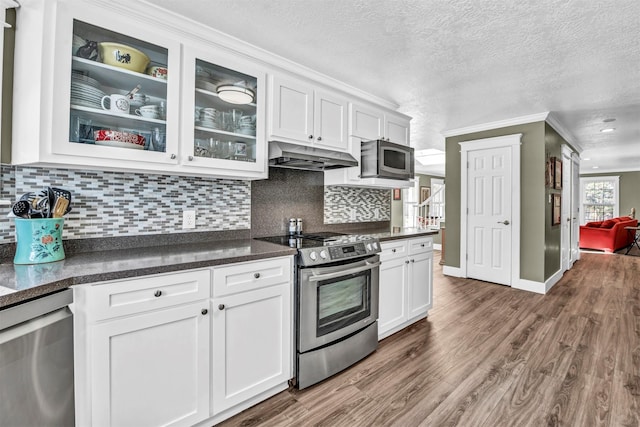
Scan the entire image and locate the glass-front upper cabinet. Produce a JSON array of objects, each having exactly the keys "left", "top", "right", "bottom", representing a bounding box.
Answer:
[
  {"left": 49, "top": 2, "right": 181, "bottom": 167},
  {"left": 181, "top": 45, "right": 266, "bottom": 178}
]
